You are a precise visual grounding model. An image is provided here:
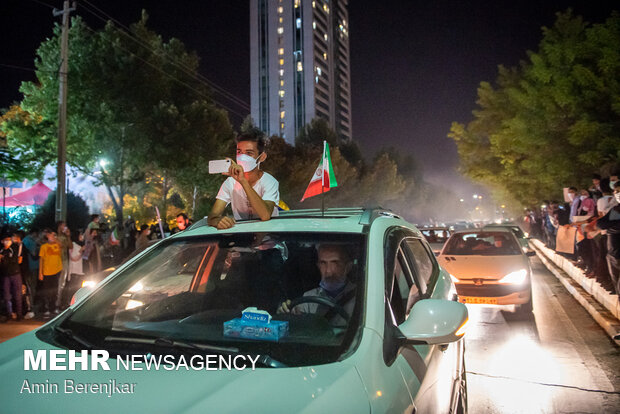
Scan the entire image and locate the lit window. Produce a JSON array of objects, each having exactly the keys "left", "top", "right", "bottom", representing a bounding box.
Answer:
[
  {"left": 313, "top": 21, "right": 317, "bottom": 29},
  {"left": 294, "top": 0, "right": 300, "bottom": 8},
  {"left": 323, "top": 52, "right": 327, "bottom": 60},
  {"left": 317, "top": 67, "right": 322, "bottom": 75},
  {"left": 280, "top": 111, "right": 285, "bottom": 119},
  {"left": 277, "top": 6, "right": 283, "bottom": 13},
  {"left": 280, "top": 122, "right": 285, "bottom": 130},
  {"left": 280, "top": 79, "right": 284, "bottom": 86},
  {"left": 277, "top": 27, "right": 284, "bottom": 34},
  {"left": 278, "top": 48, "right": 284, "bottom": 55},
  {"left": 324, "top": 4, "right": 329, "bottom": 13},
  {"left": 324, "top": 33, "right": 328, "bottom": 41},
  {"left": 296, "top": 18, "right": 302, "bottom": 29},
  {"left": 279, "top": 69, "right": 284, "bottom": 76},
  {"left": 312, "top": 1, "right": 316, "bottom": 8},
  {"left": 279, "top": 90, "right": 285, "bottom": 97},
  {"left": 343, "top": 20, "right": 347, "bottom": 27},
  {"left": 279, "top": 17, "right": 283, "bottom": 24},
  {"left": 279, "top": 58, "right": 284, "bottom": 66},
  {"left": 297, "top": 61, "right": 303, "bottom": 71},
  {"left": 315, "top": 76, "right": 319, "bottom": 83}
]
